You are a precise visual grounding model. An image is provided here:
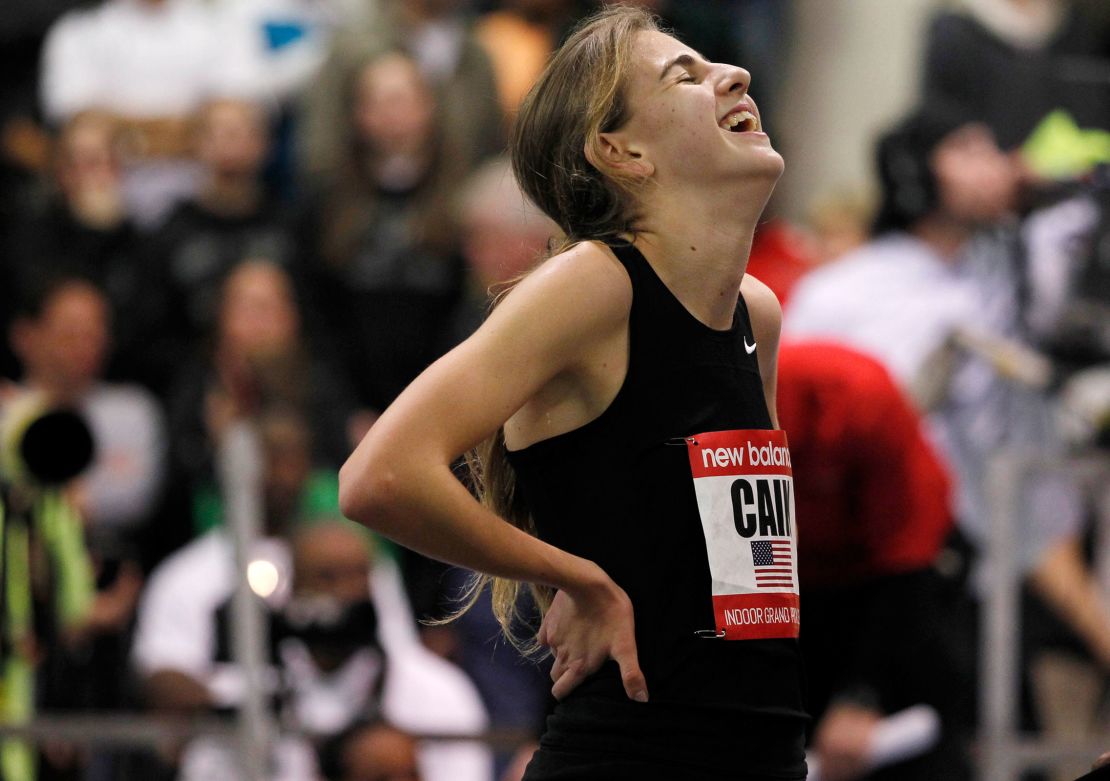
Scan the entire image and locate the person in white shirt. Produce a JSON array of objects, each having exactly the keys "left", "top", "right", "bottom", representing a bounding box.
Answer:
[{"left": 132, "top": 409, "right": 491, "bottom": 781}]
